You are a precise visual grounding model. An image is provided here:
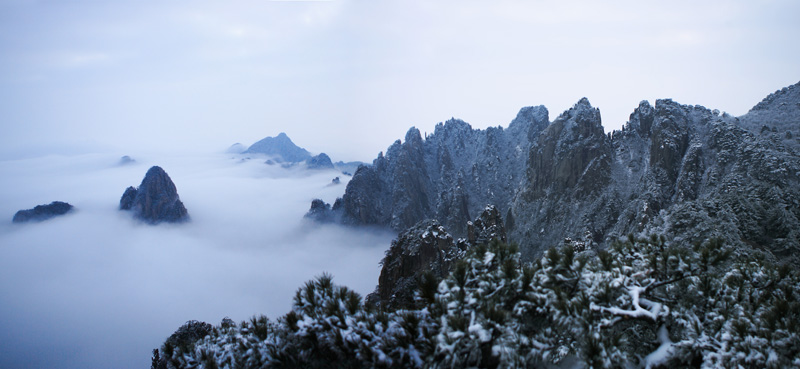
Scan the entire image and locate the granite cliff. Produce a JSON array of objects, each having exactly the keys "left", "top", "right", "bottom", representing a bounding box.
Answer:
[
  {"left": 309, "top": 82, "right": 800, "bottom": 263},
  {"left": 120, "top": 166, "right": 189, "bottom": 224}
]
